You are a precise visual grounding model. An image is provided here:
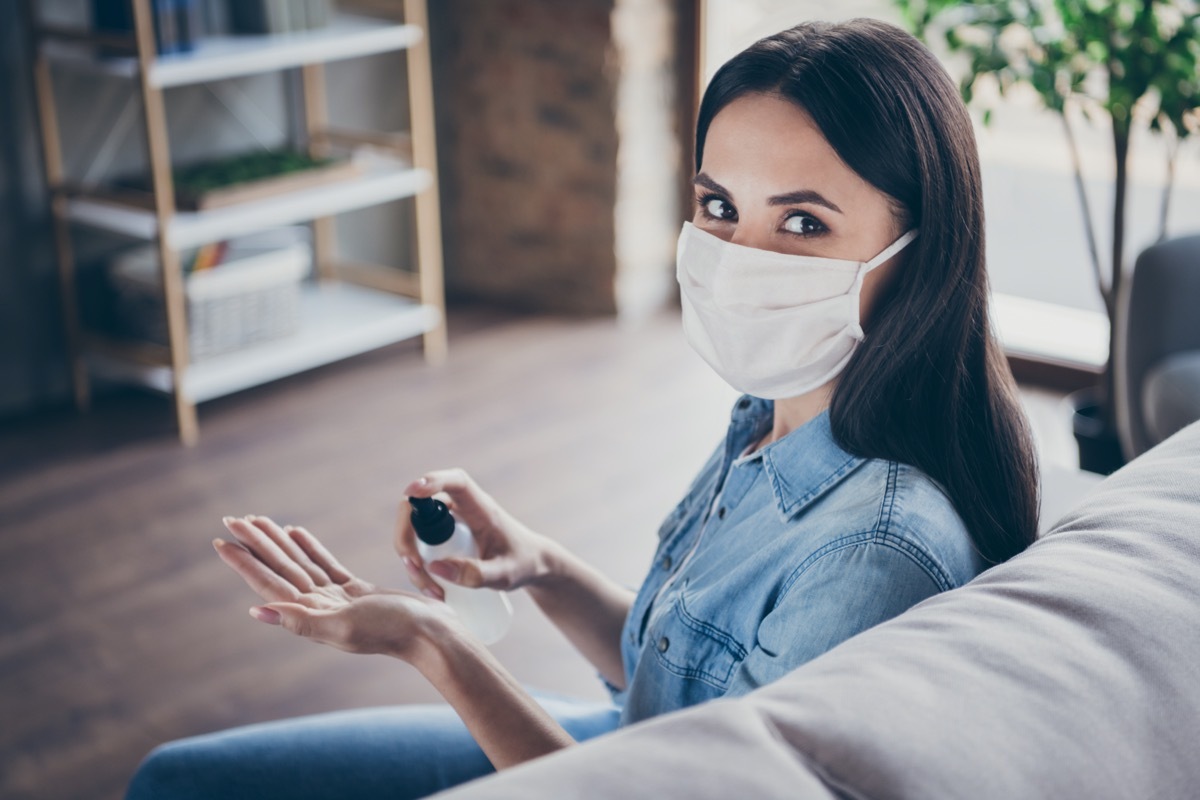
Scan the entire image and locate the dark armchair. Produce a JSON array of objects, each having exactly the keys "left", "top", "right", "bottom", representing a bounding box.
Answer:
[{"left": 1115, "top": 233, "right": 1200, "bottom": 459}]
